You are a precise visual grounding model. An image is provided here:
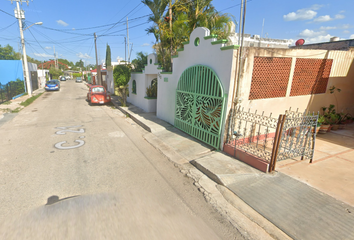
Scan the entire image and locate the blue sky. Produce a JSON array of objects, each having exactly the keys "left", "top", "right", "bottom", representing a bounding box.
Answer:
[{"left": 1, "top": 0, "right": 353, "bottom": 66}]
